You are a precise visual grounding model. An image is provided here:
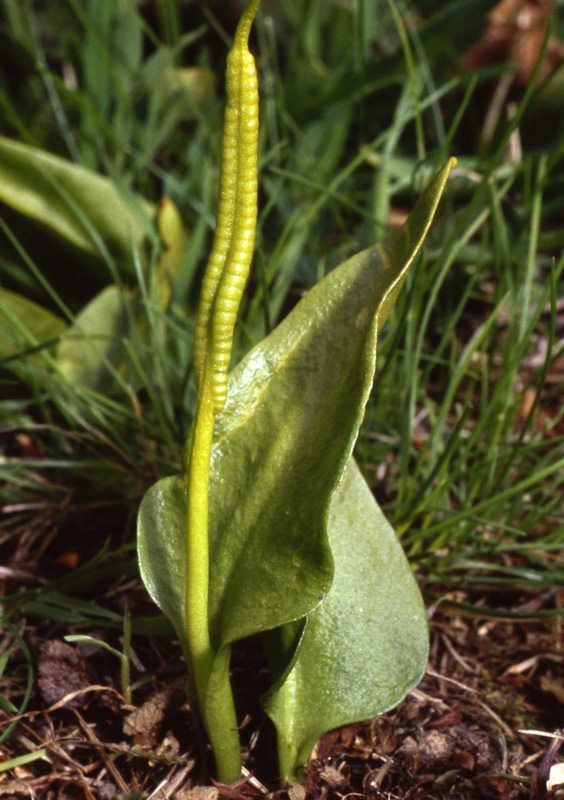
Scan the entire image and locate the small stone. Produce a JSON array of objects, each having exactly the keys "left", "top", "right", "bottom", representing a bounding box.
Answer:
[
  {"left": 287, "top": 782, "right": 307, "bottom": 800},
  {"left": 177, "top": 788, "right": 219, "bottom": 800},
  {"left": 547, "top": 762, "right": 564, "bottom": 792}
]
